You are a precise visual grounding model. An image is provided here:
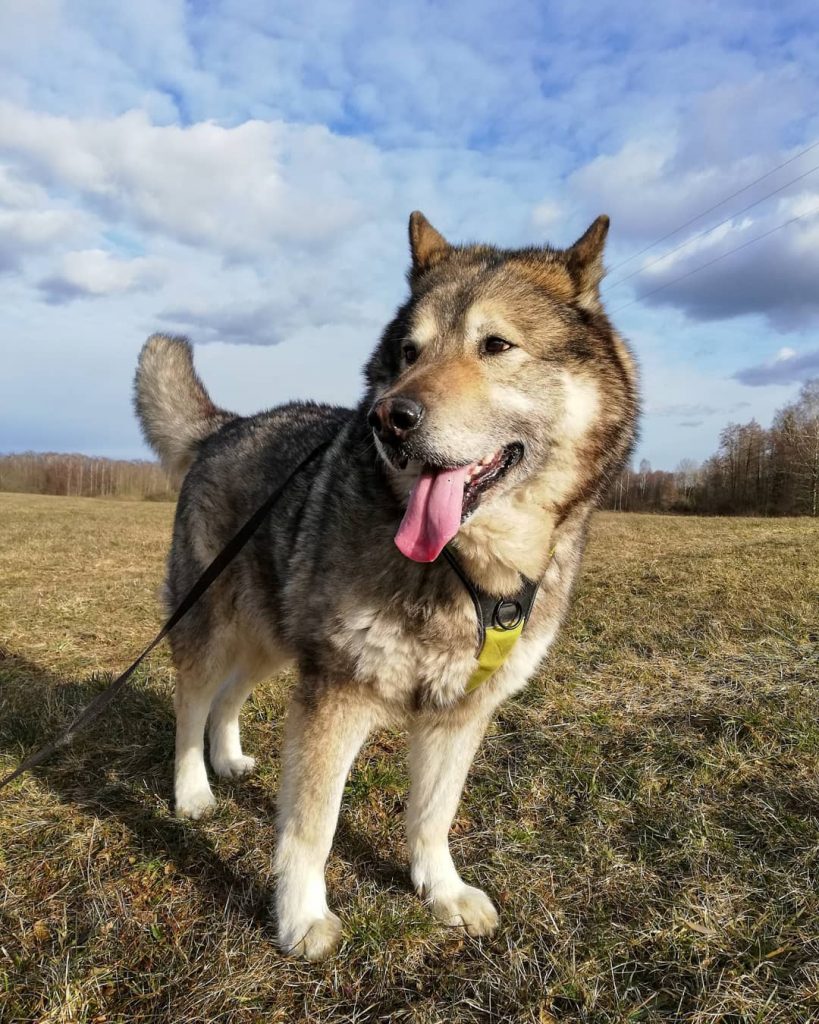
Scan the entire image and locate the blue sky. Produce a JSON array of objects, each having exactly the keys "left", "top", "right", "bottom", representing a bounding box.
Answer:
[{"left": 1, "top": 0, "right": 818, "bottom": 469}]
